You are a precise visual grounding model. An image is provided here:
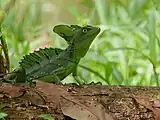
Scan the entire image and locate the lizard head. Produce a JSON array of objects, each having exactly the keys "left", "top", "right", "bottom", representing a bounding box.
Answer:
[
  {"left": 53, "top": 25, "right": 81, "bottom": 45},
  {"left": 71, "top": 25, "right": 100, "bottom": 58},
  {"left": 53, "top": 24, "right": 100, "bottom": 58}
]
